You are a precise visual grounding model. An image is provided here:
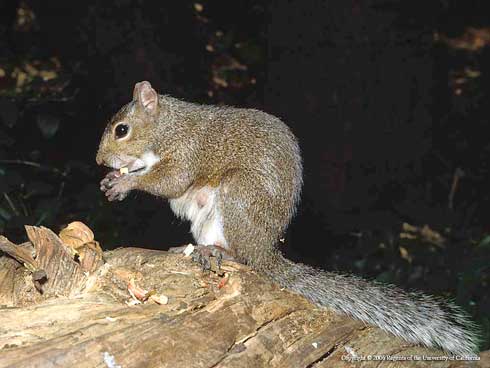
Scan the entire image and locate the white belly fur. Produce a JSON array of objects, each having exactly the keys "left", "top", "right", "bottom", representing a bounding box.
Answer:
[{"left": 169, "top": 185, "right": 228, "bottom": 248}]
